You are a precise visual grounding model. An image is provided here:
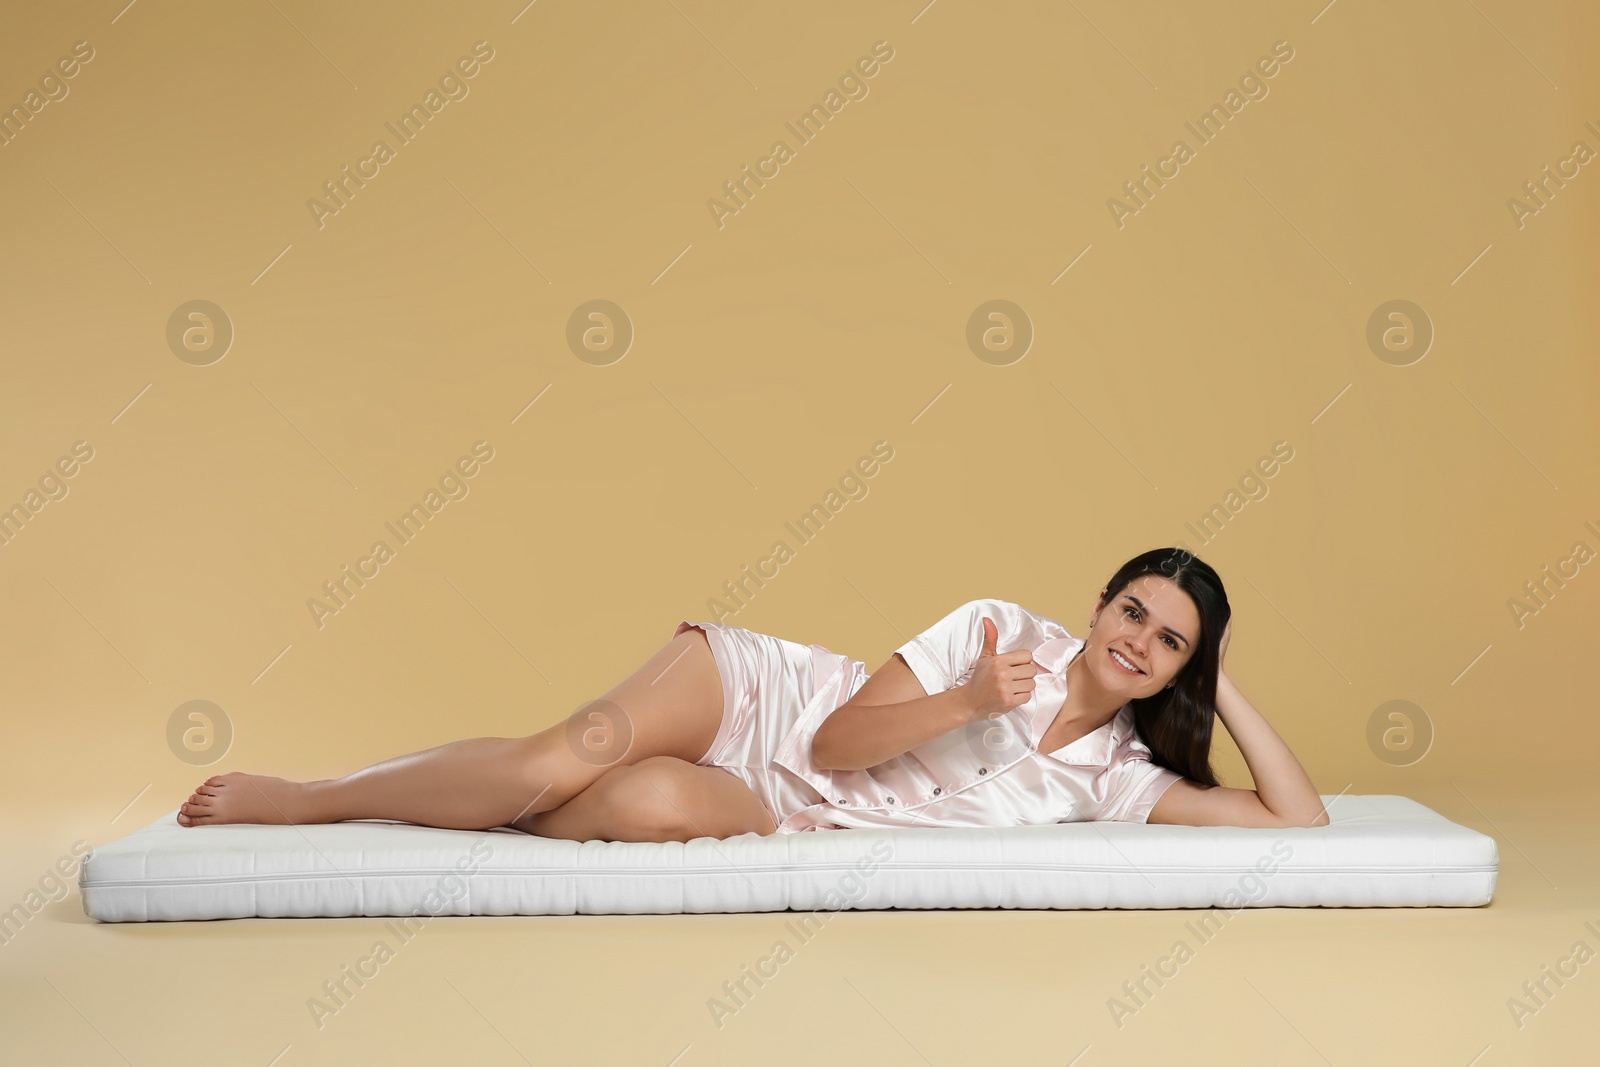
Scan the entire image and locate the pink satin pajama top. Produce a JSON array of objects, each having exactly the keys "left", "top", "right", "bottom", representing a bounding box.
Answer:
[{"left": 769, "top": 598, "right": 1185, "bottom": 833}]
